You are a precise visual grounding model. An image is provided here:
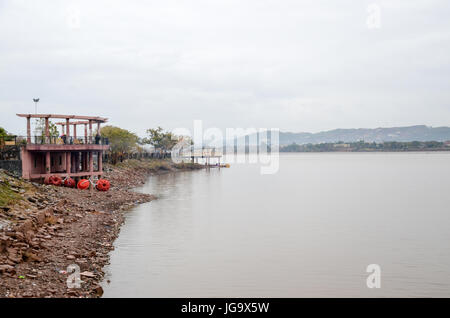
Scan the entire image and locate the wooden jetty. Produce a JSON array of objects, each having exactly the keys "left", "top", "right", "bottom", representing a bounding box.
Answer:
[{"left": 177, "top": 146, "right": 224, "bottom": 167}]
